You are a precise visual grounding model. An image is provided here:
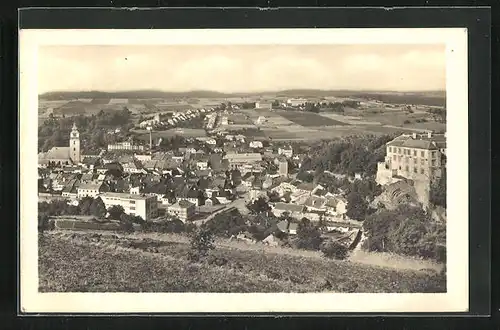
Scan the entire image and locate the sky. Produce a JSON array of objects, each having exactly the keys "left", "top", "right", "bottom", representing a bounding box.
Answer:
[{"left": 38, "top": 44, "right": 446, "bottom": 94}]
